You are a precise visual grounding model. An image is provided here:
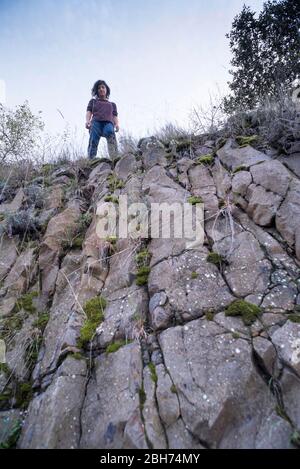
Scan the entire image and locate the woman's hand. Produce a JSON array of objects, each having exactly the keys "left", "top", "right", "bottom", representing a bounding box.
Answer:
[
  {"left": 85, "top": 121, "right": 91, "bottom": 130},
  {"left": 115, "top": 125, "right": 119, "bottom": 132}
]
